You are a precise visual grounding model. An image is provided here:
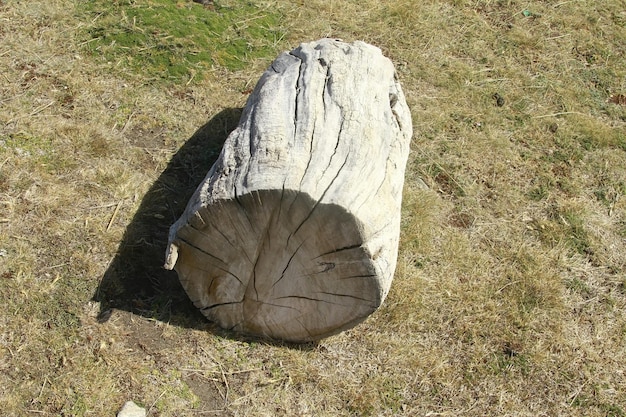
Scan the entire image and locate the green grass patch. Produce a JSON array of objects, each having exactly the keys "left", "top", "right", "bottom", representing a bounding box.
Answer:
[
  {"left": 535, "top": 205, "right": 593, "bottom": 256},
  {"left": 566, "top": 277, "right": 593, "bottom": 298},
  {"left": 81, "top": 0, "right": 286, "bottom": 82},
  {"left": 1, "top": 131, "right": 53, "bottom": 156},
  {"left": 559, "top": 209, "right": 592, "bottom": 255},
  {"left": 527, "top": 176, "right": 553, "bottom": 201},
  {"left": 0, "top": 132, "right": 77, "bottom": 174}
]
